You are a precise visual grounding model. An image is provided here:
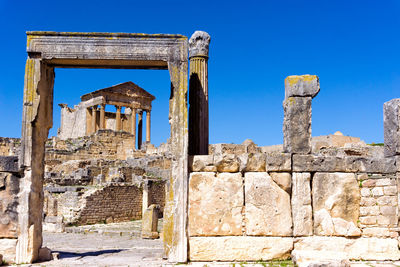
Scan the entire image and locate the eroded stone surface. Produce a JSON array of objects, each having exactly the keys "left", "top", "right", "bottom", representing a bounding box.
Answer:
[
  {"left": 245, "top": 172, "right": 292, "bottom": 236},
  {"left": 285, "top": 75, "right": 320, "bottom": 99},
  {"left": 265, "top": 152, "right": 291, "bottom": 171},
  {"left": 283, "top": 97, "right": 312, "bottom": 154},
  {"left": 269, "top": 172, "right": 291, "bottom": 194},
  {"left": 189, "top": 172, "right": 243, "bottom": 236},
  {"left": 0, "top": 173, "right": 19, "bottom": 238},
  {"left": 0, "top": 238, "right": 17, "bottom": 263},
  {"left": 293, "top": 236, "right": 400, "bottom": 262},
  {"left": 214, "top": 154, "right": 240, "bottom": 172},
  {"left": 313, "top": 173, "right": 361, "bottom": 236},
  {"left": 189, "top": 155, "right": 216, "bottom": 172},
  {"left": 245, "top": 153, "right": 266, "bottom": 172},
  {"left": 189, "top": 236, "right": 293, "bottom": 261},
  {"left": 384, "top": 98, "right": 400, "bottom": 157},
  {"left": 293, "top": 154, "right": 396, "bottom": 173},
  {"left": 291, "top": 173, "right": 312, "bottom": 236}
]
